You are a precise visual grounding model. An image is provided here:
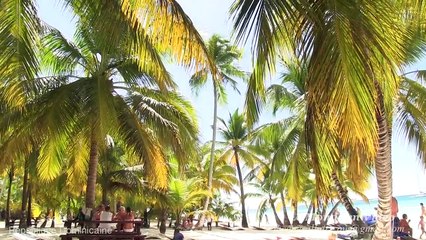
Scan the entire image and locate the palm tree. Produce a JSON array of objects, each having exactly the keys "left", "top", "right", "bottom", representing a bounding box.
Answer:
[
  {"left": 187, "top": 143, "right": 238, "bottom": 195},
  {"left": 0, "top": 0, "right": 219, "bottom": 110},
  {"left": 217, "top": 110, "right": 260, "bottom": 228},
  {"left": 189, "top": 34, "right": 245, "bottom": 226},
  {"left": 0, "top": 26, "right": 198, "bottom": 211},
  {"left": 248, "top": 174, "right": 284, "bottom": 227},
  {"left": 0, "top": 0, "right": 42, "bottom": 109},
  {"left": 167, "top": 177, "right": 210, "bottom": 227},
  {"left": 97, "top": 140, "right": 144, "bottom": 205},
  {"left": 230, "top": 1, "right": 425, "bottom": 238},
  {"left": 273, "top": 57, "right": 370, "bottom": 218}
]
